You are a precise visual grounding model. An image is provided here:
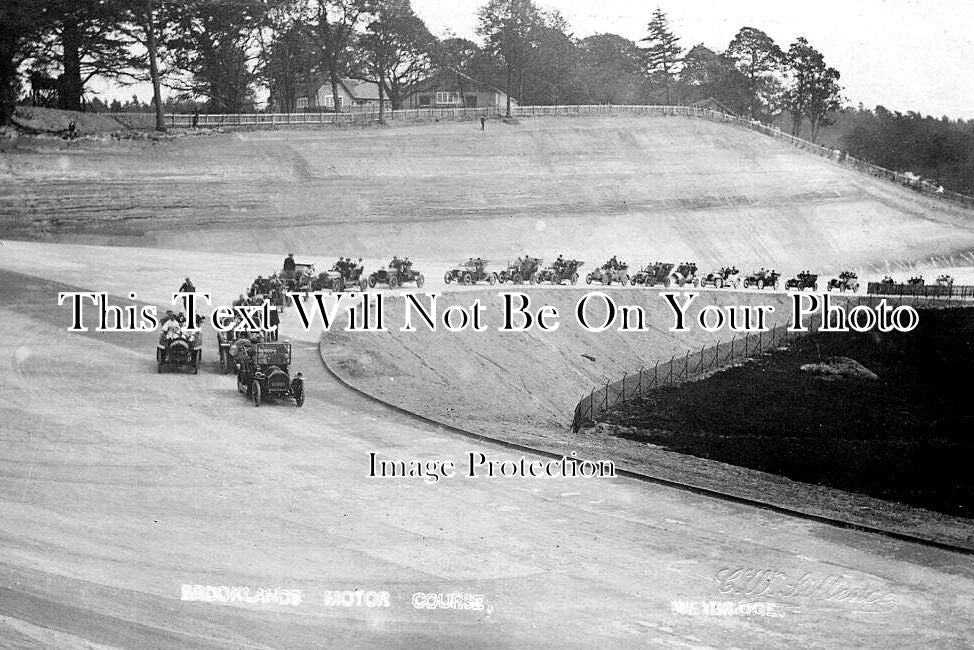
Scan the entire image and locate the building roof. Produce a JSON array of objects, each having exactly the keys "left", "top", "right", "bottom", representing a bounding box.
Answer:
[
  {"left": 341, "top": 78, "right": 380, "bottom": 101},
  {"left": 308, "top": 74, "right": 381, "bottom": 101},
  {"left": 407, "top": 68, "right": 510, "bottom": 100},
  {"left": 690, "top": 96, "right": 735, "bottom": 116}
]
